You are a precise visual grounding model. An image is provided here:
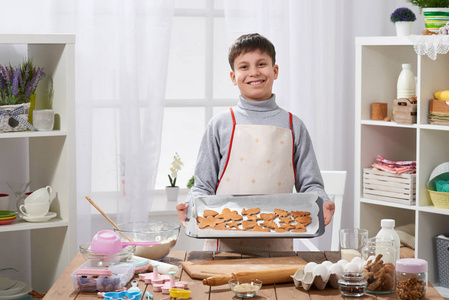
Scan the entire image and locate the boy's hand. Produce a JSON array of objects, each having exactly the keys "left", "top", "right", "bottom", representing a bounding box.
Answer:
[
  {"left": 176, "top": 202, "right": 189, "bottom": 228},
  {"left": 323, "top": 201, "right": 335, "bottom": 226}
]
